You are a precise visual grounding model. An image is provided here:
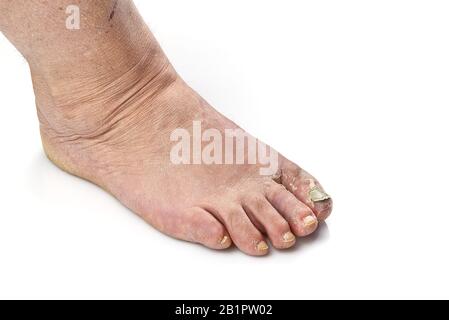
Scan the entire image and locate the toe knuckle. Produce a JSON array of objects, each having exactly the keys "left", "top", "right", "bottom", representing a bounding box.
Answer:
[
  {"left": 271, "top": 219, "right": 290, "bottom": 234},
  {"left": 249, "top": 196, "right": 267, "bottom": 212},
  {"left": 296, "top": 204, "right": 313, "bottom": 216},
  {"left": 266, "top": 183, "right": 286, "bottom": 200},
  {"left": 283, "top": 162, "right": 302, "bottom": 177},
  {"left": 208, "top": 222, "right": 224, "bottom": 236}
]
